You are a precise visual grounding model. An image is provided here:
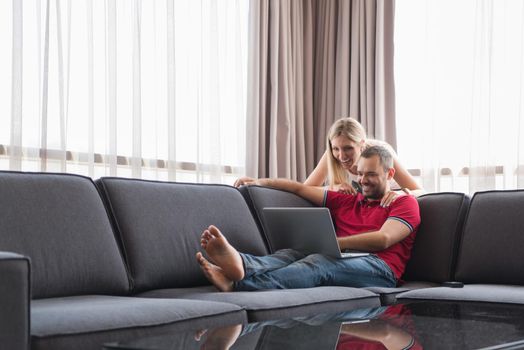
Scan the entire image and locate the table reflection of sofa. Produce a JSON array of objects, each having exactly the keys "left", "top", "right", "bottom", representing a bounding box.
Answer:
[
  {"left": 105, "top": 302, "right": 524, "bottom": 350},
  {"left": 104, "top": 306, "right": 404, "bottom": 350},
  {"left": 2, "top": 171, "right": 524, "bottom": 349}
]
